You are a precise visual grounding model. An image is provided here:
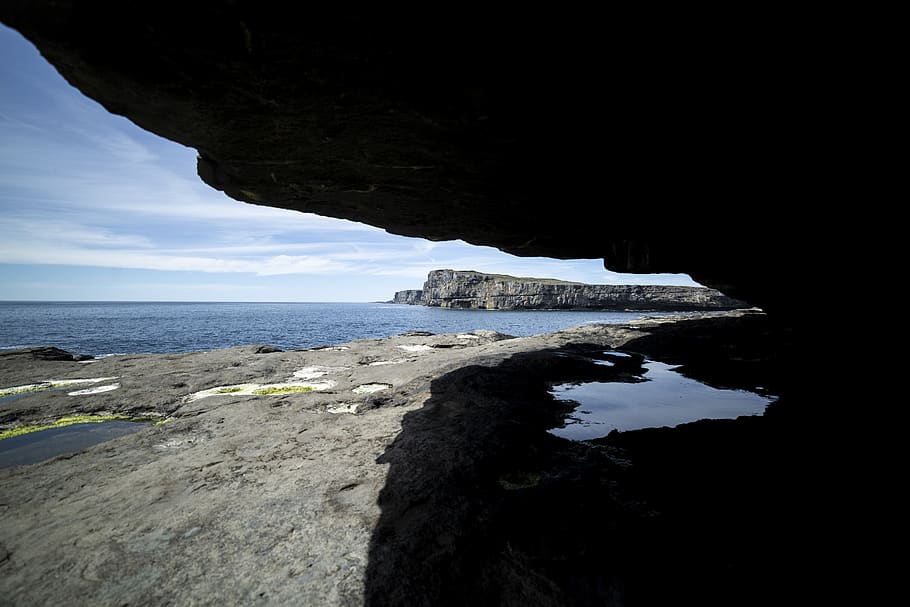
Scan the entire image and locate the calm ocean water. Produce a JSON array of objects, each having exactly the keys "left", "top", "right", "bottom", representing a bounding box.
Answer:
[{"left": 0, "top": 302, "right": 688, "bottom": 357}]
